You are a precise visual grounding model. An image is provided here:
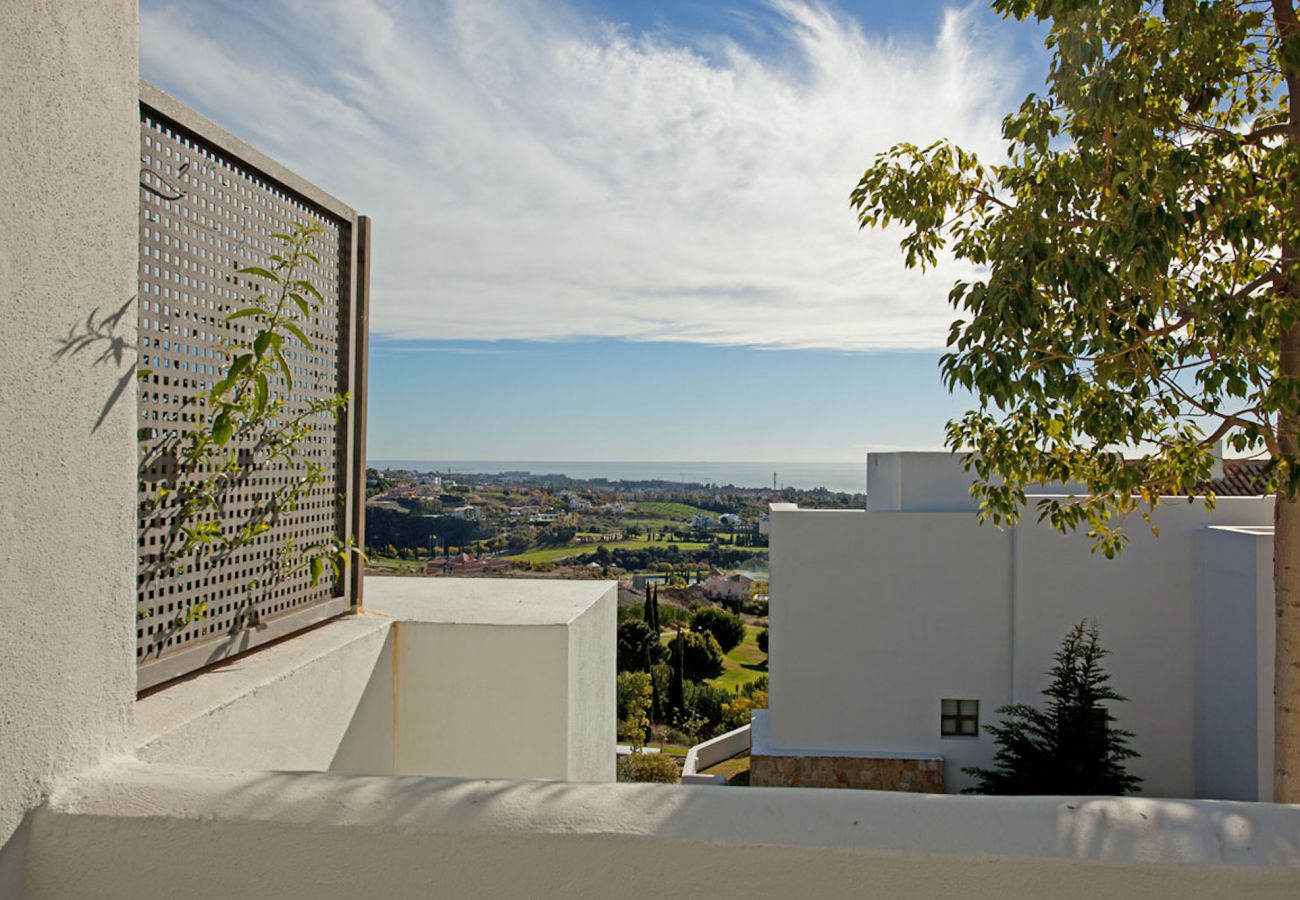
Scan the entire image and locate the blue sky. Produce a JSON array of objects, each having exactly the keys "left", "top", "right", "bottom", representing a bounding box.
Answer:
[{"left": 141, "top": 1, "right": 1048, "bottom": 462}]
